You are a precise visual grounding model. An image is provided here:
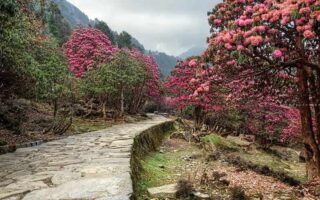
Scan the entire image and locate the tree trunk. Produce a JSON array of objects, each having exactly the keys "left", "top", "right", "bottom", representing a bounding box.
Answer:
[
  {"left": 53, "top": 99, "right": 58, "bottom": 118},
  {"left": 120, "top": 87, "right": 124, "bottom": 117},
  {"left": 194, "top": 106, "right": 203, "bottom": 130},
  {"left": 102, "top": 101, "right": 107, "bottom": 120},
  {"left": 297, "top": 68, "right": 320, "bottom": 180},
  {"left": 309, "top": 73, "right": 320, "bottom": 143}
]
